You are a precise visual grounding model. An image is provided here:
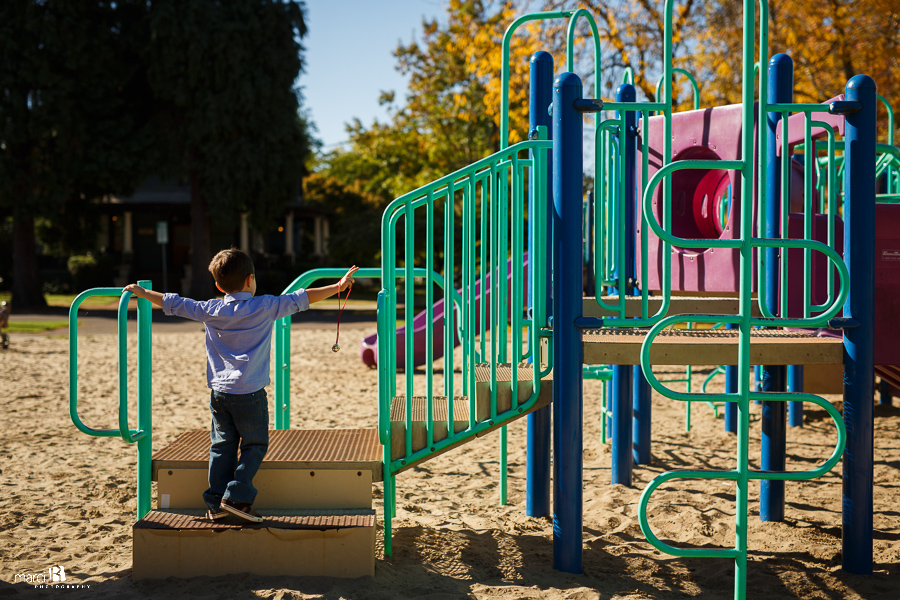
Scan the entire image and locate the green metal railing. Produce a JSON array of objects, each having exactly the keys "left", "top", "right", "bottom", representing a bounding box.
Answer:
[
  {"left": 376, "top": 134, "right": 553, "bottom": 556},
  {"left": 655, "top": 68, "right": 701, "bottom": 111},
  {"left": 68, "top": 281, "right": 153, "bottom": 520},
  {"left": 576, "top": 2, "right": 850, "bottom": 597}
]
